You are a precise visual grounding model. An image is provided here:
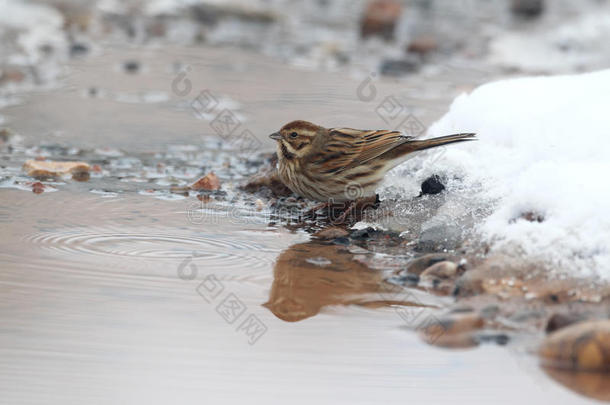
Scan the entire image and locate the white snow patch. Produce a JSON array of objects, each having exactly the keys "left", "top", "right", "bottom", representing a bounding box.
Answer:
[{"left": 396, "top": 69, "right": 610, "bottom": 279}]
